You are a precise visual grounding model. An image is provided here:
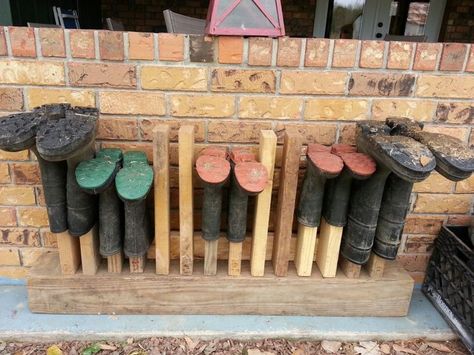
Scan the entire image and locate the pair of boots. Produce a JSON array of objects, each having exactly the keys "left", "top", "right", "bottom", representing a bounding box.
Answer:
[
  {"left": 342, "top": 118, "right": 474, "bottom": 265},
  {"left": 76, "top": 150, "right": 153, "bottom": 261},
  {"left": 196, "top": 147, "right": 268, "bottom": 244},
  {"left": 0, "top": 104, "right": 98, "bottom": 236}
]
